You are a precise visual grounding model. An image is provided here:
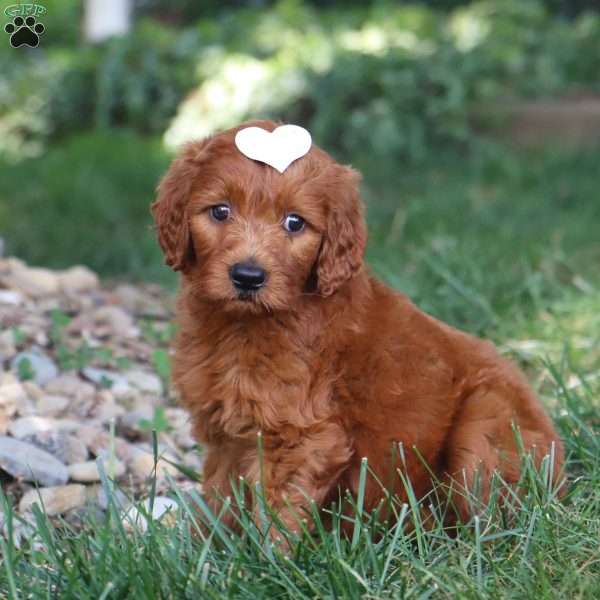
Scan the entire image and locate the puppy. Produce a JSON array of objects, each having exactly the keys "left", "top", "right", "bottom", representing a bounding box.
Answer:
[{"left": 151, "top": 120, "right": 563, "bottom": 534}]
